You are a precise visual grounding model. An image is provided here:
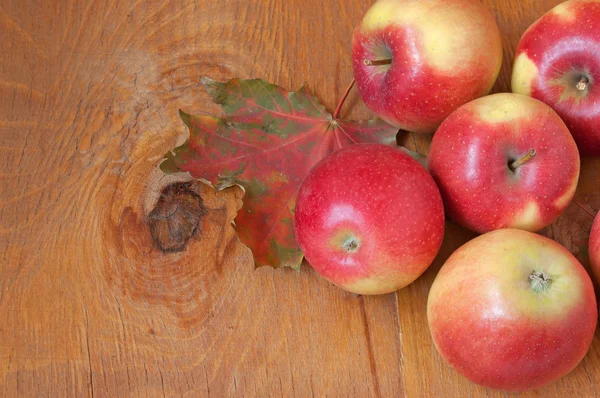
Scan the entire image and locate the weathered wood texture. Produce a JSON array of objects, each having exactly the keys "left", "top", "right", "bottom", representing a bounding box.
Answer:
[{"left": 1, "top": 0, "right": 599, "bottom": 396}]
